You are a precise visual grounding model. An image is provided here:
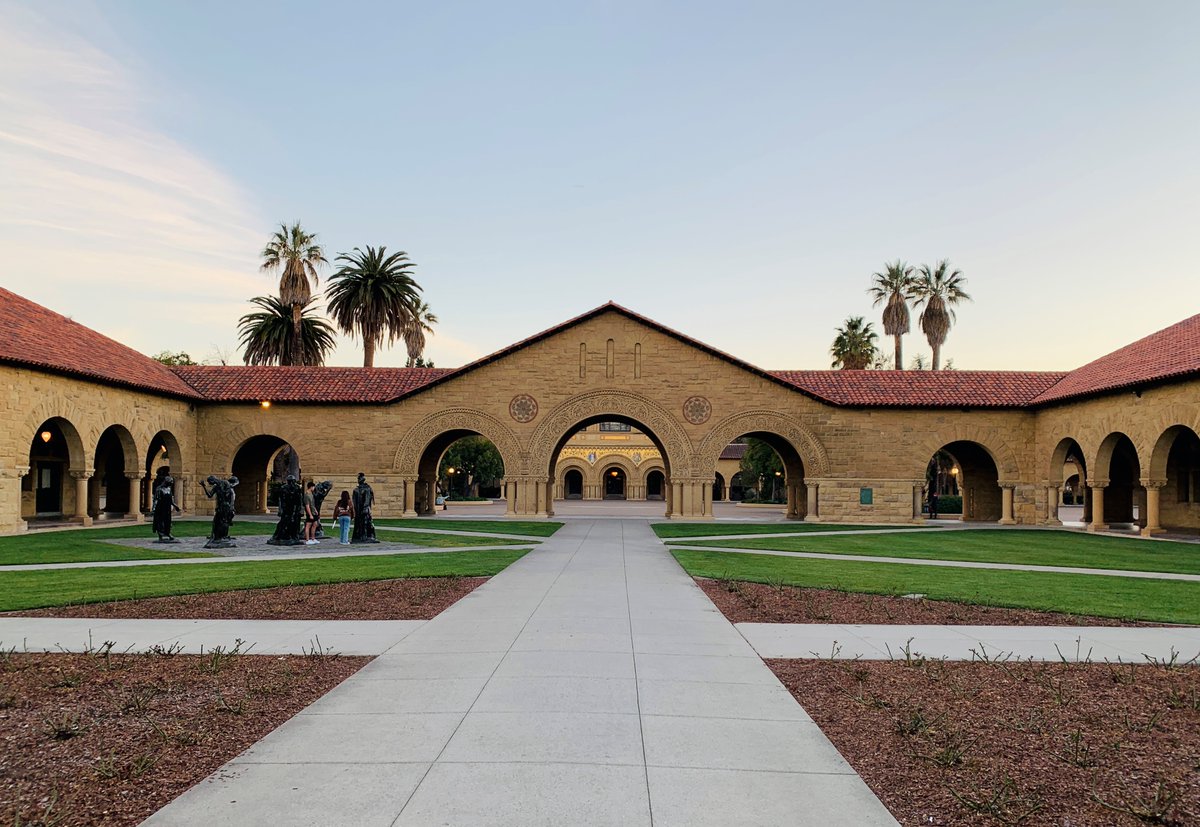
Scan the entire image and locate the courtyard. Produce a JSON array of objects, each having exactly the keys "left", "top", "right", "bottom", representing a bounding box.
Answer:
[{"left": 2, "top": 508, "right": 1197, "bottom": 826}]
